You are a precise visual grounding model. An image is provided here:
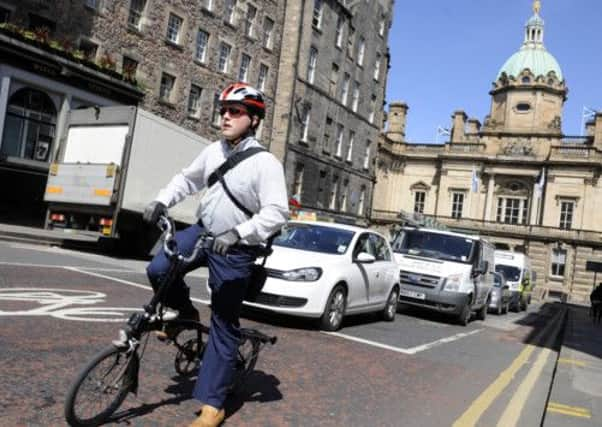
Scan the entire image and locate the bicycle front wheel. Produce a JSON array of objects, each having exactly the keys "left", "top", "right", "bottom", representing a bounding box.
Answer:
[{"left": 64, "top": 345, "right": 137, "bottom": 427}]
